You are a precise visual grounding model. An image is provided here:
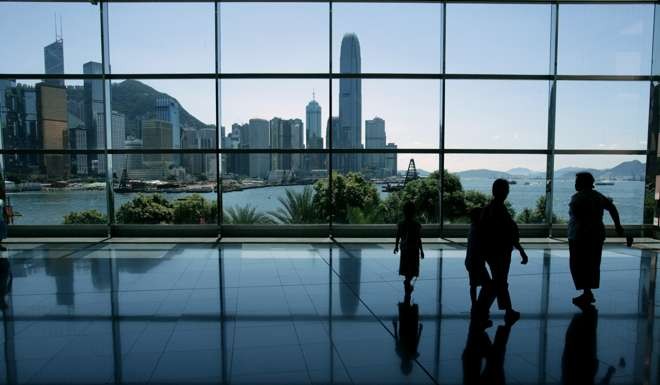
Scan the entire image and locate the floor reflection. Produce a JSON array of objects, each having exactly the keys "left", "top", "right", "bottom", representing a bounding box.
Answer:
[{"left": 0, "top": 242, "right": 656, "bottom": 384}]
